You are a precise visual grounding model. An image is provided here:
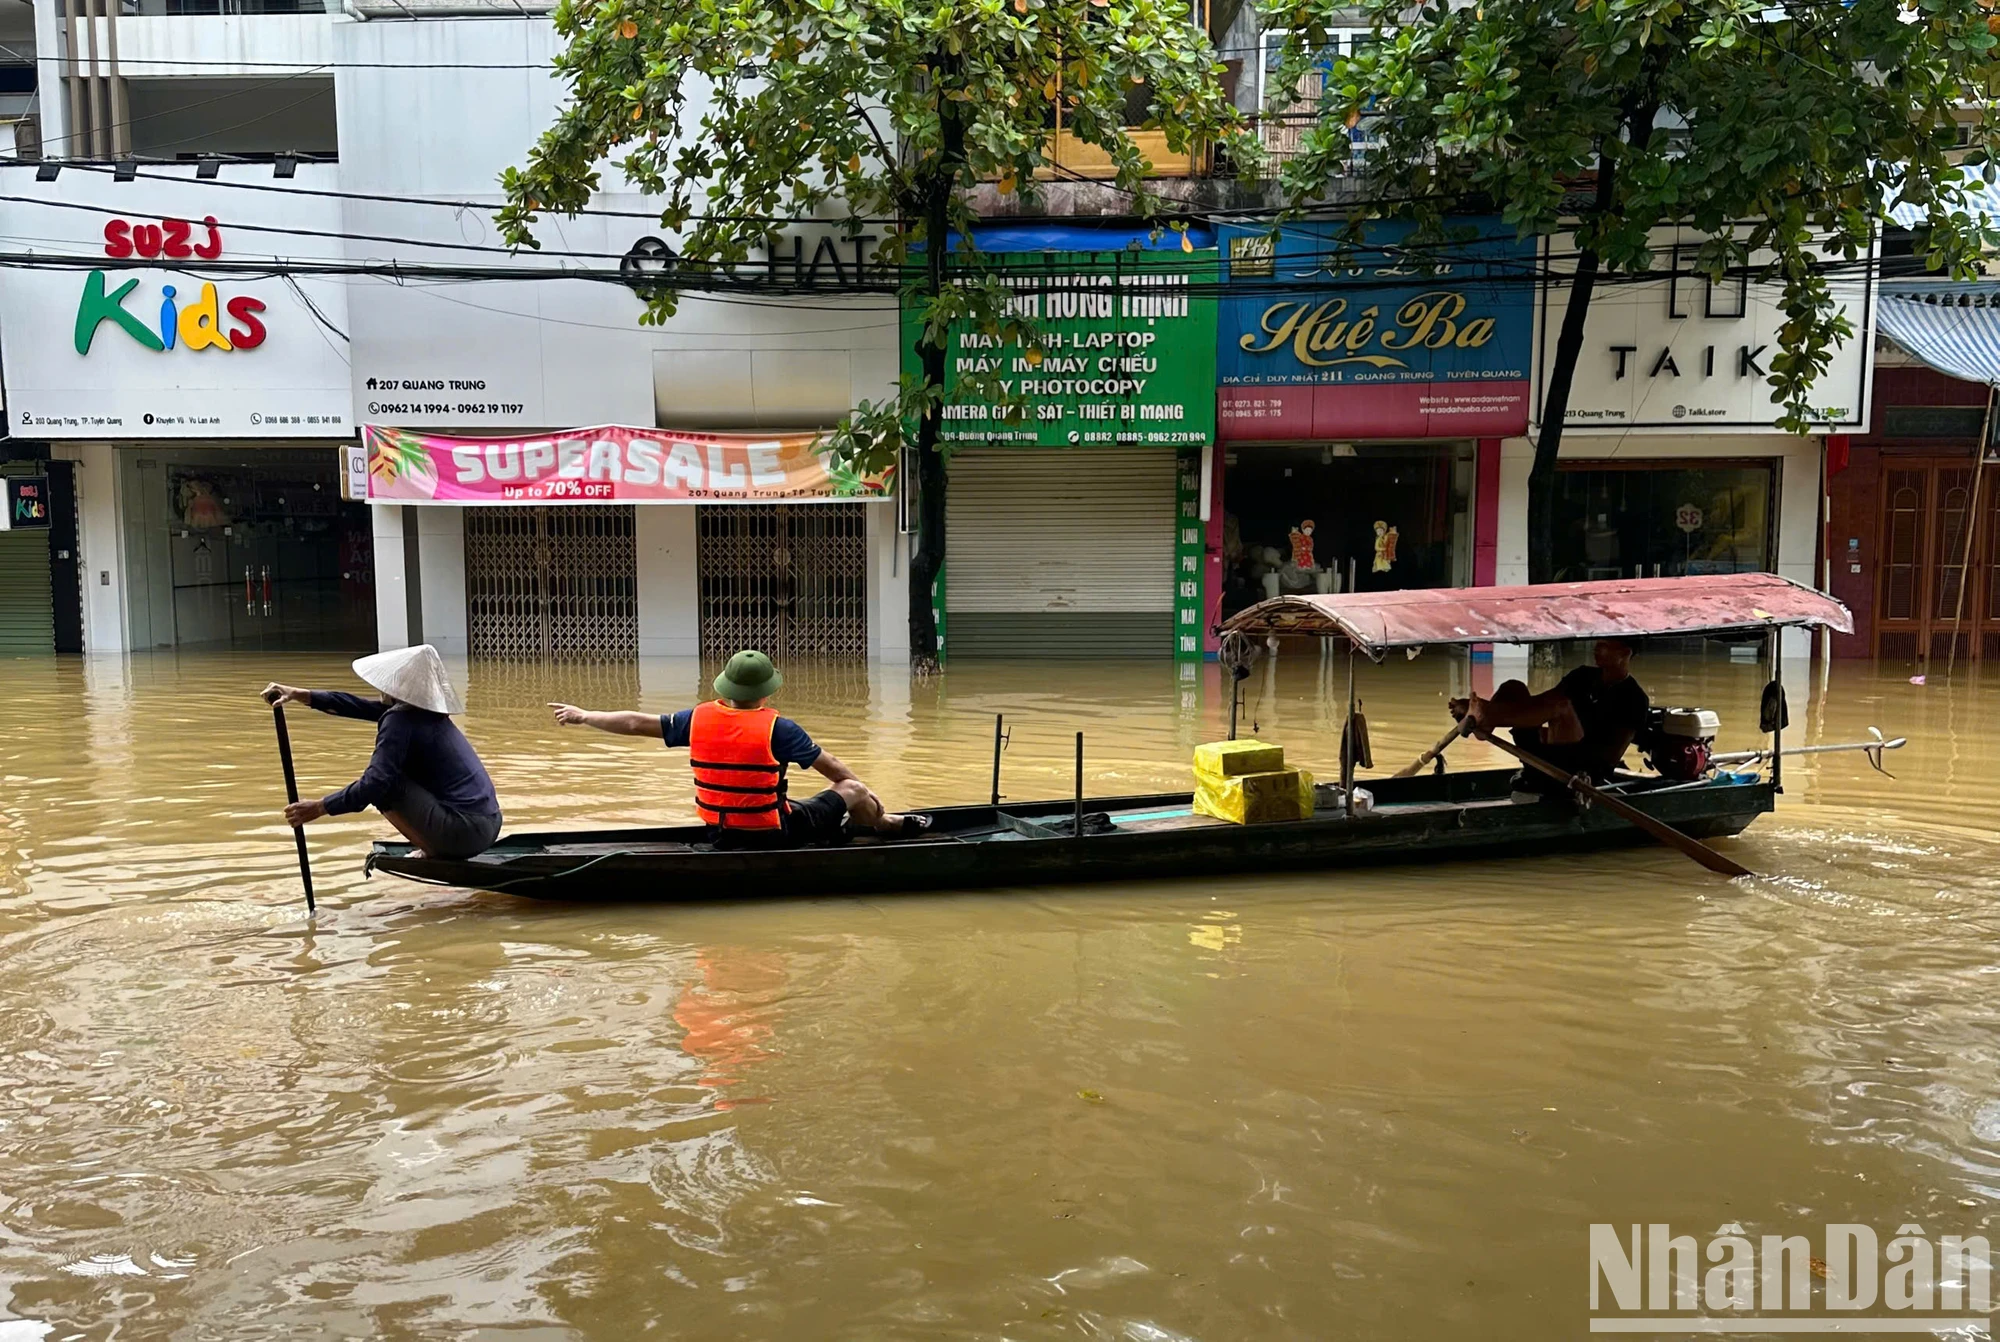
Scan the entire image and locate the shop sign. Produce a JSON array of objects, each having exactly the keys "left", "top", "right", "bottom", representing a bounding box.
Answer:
[
  {"left": 339, "top": 445, "right": 369, "bottom": 502},
  {"left": 0, "top": 167, "right": 352, "bottom": 438},
  {"left": 903, "top": 249, "right": 1219, "bottom": 448},
  {"left": 0, "top": 476, "right": 51, "bottom": 531},
  {"left": 1174, "top": 448, "right": 1204, "bottom": 661},
  {"left": 362, "top": 425, "right": 892, "bottom": 504},
  {"left": 77, "top": 218, "right": 268, "bottom": 356},
  {"left": 618, "top": 227, "right": 887, "bottom": 291},
  {"left": 1216, "top": 219, "right": 1536, "bottom": 441},
  {"left": 1539, "top": 227, "right": 1873, "bottom": 431}
]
